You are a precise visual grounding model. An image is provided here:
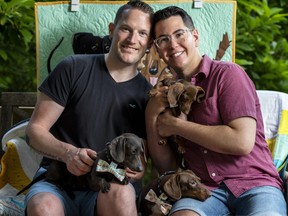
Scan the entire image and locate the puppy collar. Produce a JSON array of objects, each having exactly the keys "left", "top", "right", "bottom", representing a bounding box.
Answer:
[
  {"left": 157, "top": 171, "right": 176, "bottom": 199},
  {"left": 105, "top": 142, "right": 112, "bottom": 163}
]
